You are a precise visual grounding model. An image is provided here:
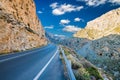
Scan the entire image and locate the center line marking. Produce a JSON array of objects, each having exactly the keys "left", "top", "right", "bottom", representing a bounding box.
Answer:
[{"left": 33, "top": 47, "right": 59, "bottom": 80}]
